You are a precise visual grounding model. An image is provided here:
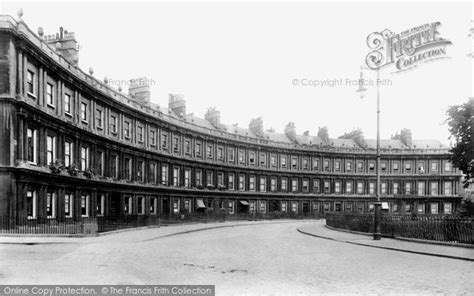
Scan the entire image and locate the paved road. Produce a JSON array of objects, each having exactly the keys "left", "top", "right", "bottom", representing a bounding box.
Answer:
[{"left": 1, "top": 220, "right": 473, "bottom": 295}]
